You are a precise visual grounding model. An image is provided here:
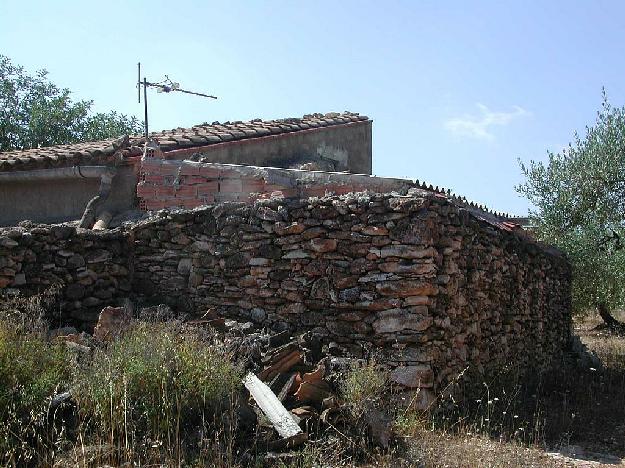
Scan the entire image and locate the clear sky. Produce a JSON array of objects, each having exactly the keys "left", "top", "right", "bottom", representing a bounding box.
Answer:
[{"left": 2, "top": 0, "right": 625, "bottom": 215}]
